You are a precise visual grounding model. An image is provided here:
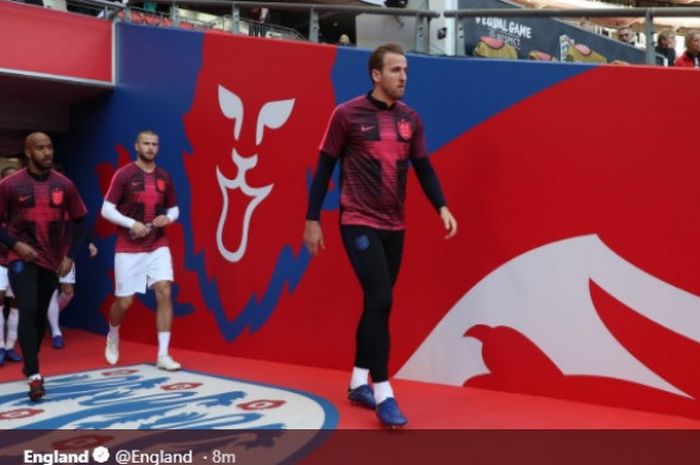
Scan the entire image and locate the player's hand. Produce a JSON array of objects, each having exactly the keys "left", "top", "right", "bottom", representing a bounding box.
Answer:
[
  {"left": 57, "top": 256, "right": 73, "bottom": 278},
  {"left": 303, "top": 220, "right": 325, "bottom": 256},
  {"left": 130, "top": 221, "right": 150, "bottom": 239},
  {"left": 439, "top": 206, "right": 458, "bottom": 239},
  {"left": 13, "top": 241, "right": 38, "bottom": 262},
  {"left": 88, "top": 242, "right": 98, "bottom": 258},
  {"left": 152, "top": 215, "right": 171, "bottom": 228}
]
